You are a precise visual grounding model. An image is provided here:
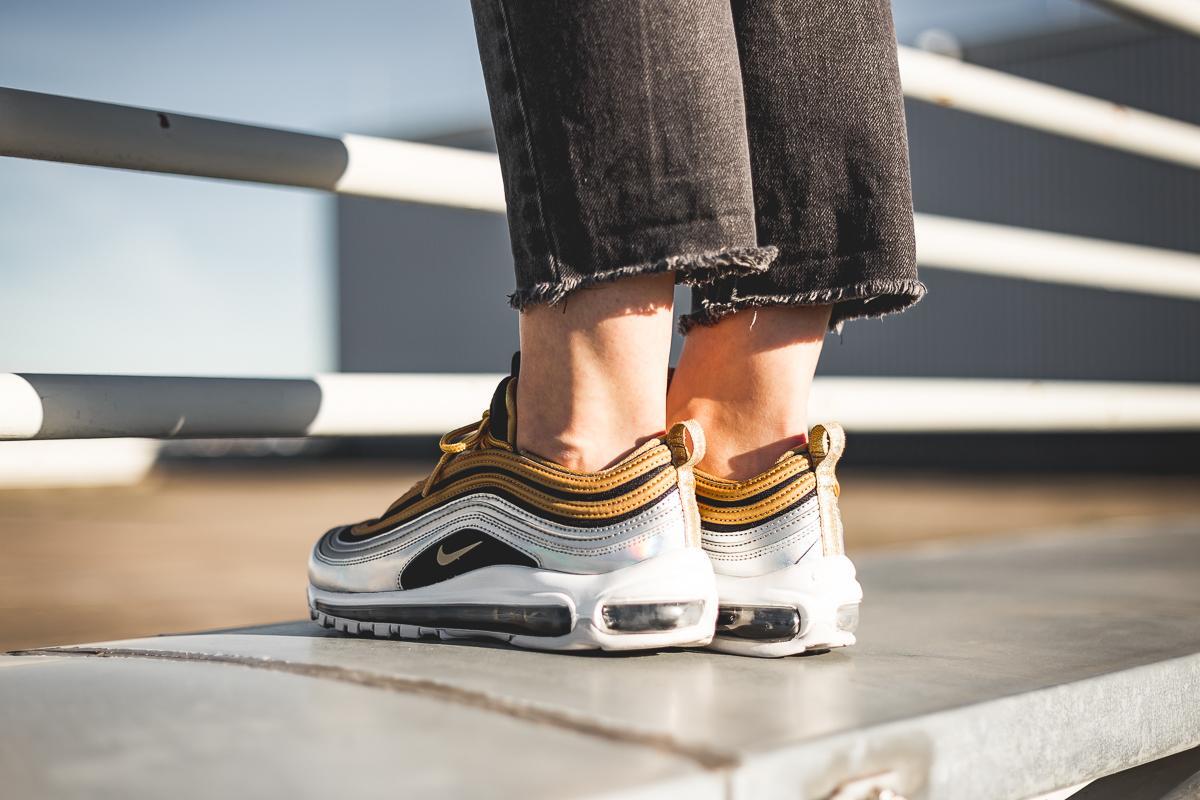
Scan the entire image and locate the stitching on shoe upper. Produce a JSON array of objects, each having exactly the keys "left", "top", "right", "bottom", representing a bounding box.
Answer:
[{"left": 316, "top": 492, "right": 686, "bottom": 566}]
